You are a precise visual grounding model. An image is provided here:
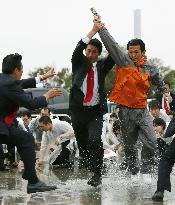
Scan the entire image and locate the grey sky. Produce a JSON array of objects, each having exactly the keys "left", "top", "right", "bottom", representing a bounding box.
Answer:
[{"left": 0, "top": 0, "right": 174, "bottom": 77}]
